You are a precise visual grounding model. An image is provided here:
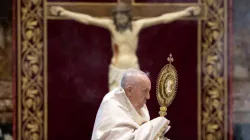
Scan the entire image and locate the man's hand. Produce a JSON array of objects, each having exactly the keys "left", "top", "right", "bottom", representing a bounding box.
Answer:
[
  {"left": 185, "top": 6, "right": 201, "bottom": 16},
  {"left": 159, "top": 117, "right": 171, "bottom": 140},
  {"left": 50, "top": 6, "right": 65, "bottom": 16}
]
